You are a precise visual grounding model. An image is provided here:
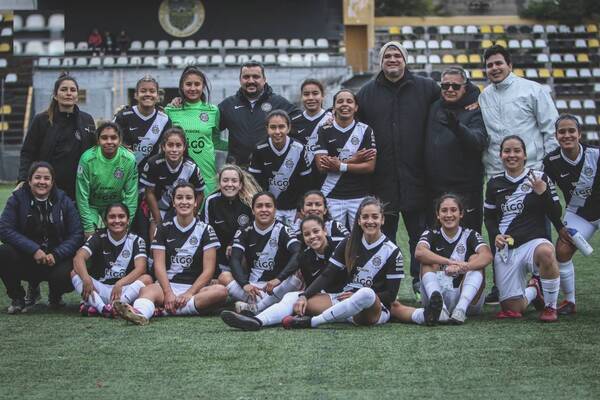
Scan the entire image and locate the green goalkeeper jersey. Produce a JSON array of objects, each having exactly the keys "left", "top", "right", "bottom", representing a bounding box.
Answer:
[
  {"left": 76, "top": 146, "right": 138, "bottom": 232},
  {"left": 165, "top": 101, "right": 226, "bottom": 195}
]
